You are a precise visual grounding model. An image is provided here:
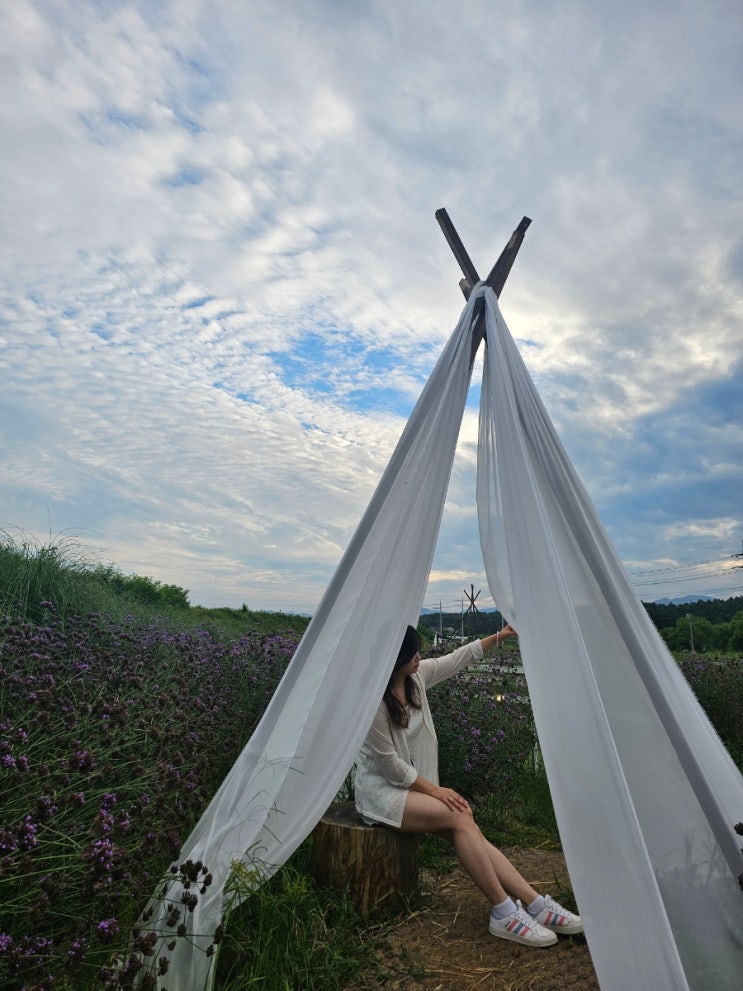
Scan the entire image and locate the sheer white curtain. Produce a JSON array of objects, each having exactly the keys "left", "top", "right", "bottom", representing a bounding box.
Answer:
[
  {"left": 145, "top": 289, "right": 482, "bottom": 991},
  {"left": 145, "top": 284, "right": 743, "bottom": 991},
  {"left": 478, "top": 288, "right": 743, "bottom": 991}
]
